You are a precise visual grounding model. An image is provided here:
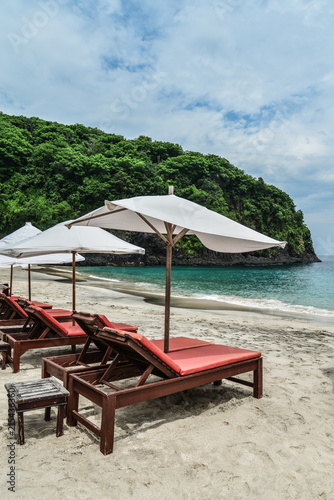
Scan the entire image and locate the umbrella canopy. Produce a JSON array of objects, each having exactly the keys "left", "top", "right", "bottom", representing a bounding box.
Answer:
[
  {"left": 67, "top": 192, "right": 287, "bottom": 352},
  {"left": 1, "top": 222, "right": 146, "bottom": 258},
  {"left": 0, "top": 222, "right": 145, "bottom": 310},
  {"left": 0, "top": 255, "right": 16, "bottom": 268},
  {"left": 0, "top": 222, "right": 84, "bottom": 299},
  {"left": 0, "top": 222, "right": 40, "bottom": 247}
]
